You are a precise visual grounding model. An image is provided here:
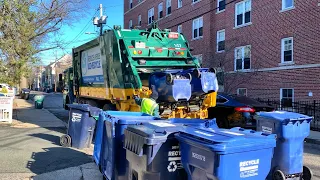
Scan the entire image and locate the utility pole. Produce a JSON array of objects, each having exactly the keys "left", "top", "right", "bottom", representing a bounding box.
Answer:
[{"left": 93, "top": 4, "right": 107, "bottom": 36}]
